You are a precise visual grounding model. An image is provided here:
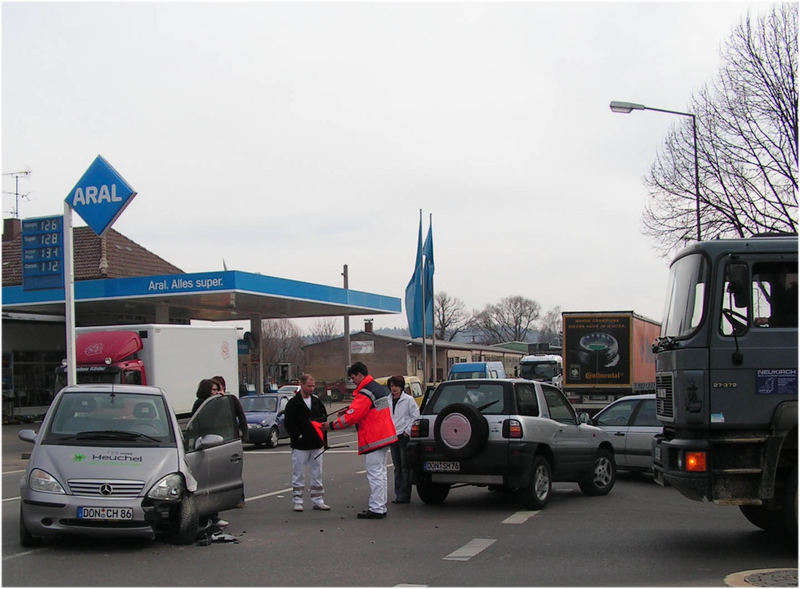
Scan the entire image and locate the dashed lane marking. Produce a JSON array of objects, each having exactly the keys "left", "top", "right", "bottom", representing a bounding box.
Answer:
[
  {"left": 443, "top": 538, "right": 496, "bottom": 561},
  {"left": 502, "top": 510, "right": 541, "bottom": 524}
]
